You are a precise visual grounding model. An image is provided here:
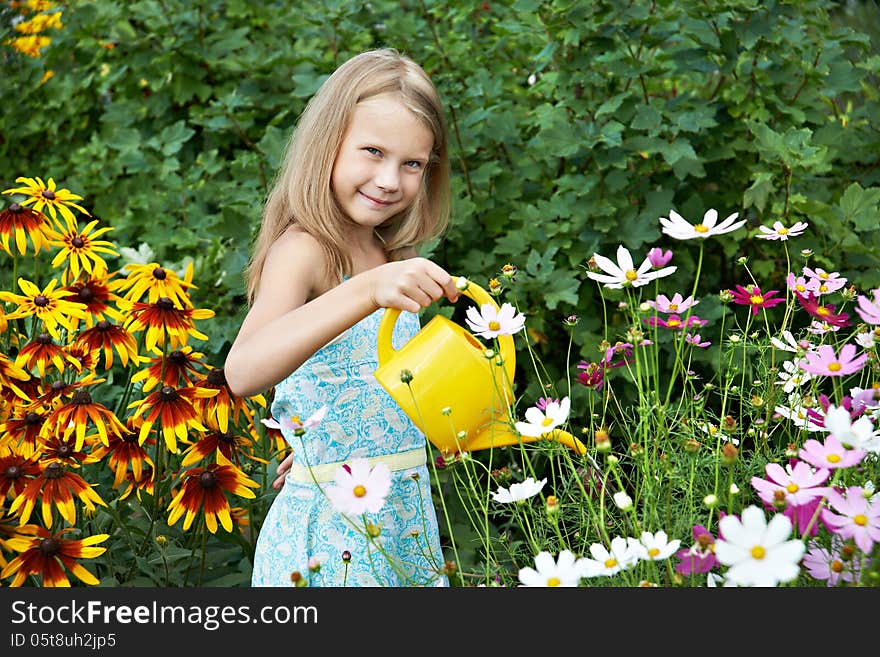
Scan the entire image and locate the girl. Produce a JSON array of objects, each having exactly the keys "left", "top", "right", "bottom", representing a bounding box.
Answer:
[{"left": 224, "top": 48, "right": 460, "bottom": 587}]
